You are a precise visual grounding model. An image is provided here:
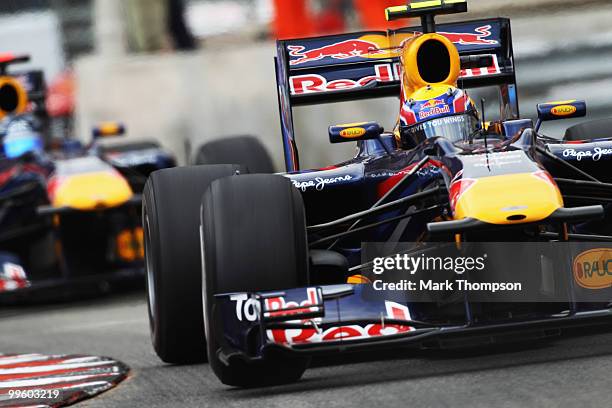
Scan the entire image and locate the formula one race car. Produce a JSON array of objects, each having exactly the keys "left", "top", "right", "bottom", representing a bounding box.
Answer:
[
  {"left": 0, "top": 55, "right": 176, "bottom": 298},
  {"left": 143, "top": 0, "right": 612, "bottom": 387}
]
